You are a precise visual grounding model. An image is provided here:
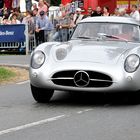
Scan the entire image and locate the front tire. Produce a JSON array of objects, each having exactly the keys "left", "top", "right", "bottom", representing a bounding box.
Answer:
[{"left": 30, "top": 84, "right": 54, "bottom": 103}]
